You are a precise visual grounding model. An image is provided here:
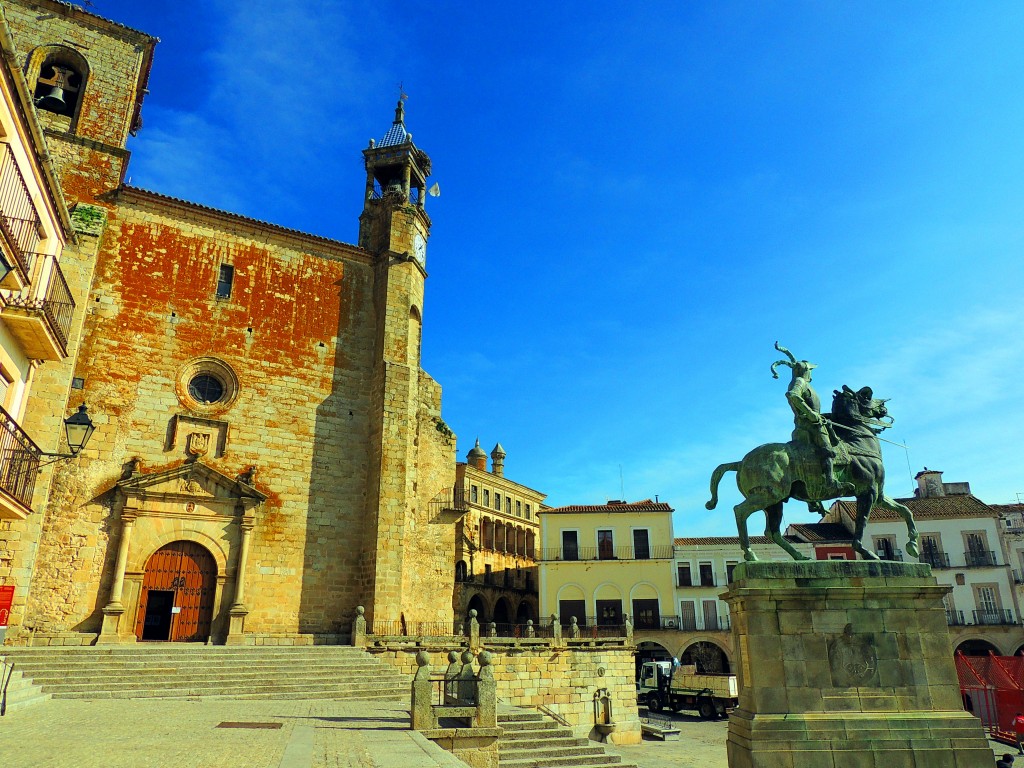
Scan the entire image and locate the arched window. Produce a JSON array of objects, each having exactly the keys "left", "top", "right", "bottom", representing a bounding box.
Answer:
[
  {"left": 26, "top": 45, "right": 90, "bottom": 128},
  {"left": 455, "top": 560, "right": 468, "bottom": 582},
  {"left": 408, "top": 305, "right": 422, "bottom": 366}
]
